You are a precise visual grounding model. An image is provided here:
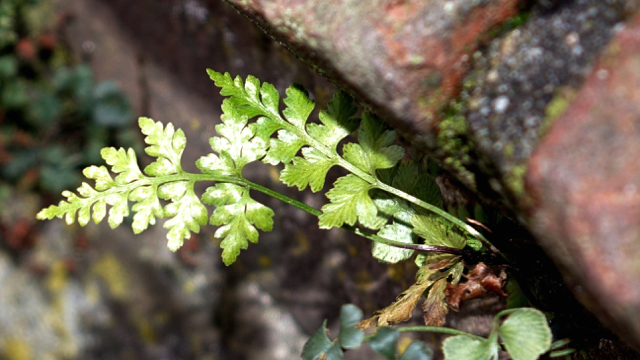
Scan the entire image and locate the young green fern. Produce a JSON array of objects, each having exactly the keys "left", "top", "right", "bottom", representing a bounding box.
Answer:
[
  {"left": 36, "top": 70, "right": 555, "bottom": 359},
  {"left": 38, "top": 69, "right": 489, "bottom": 266}
]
